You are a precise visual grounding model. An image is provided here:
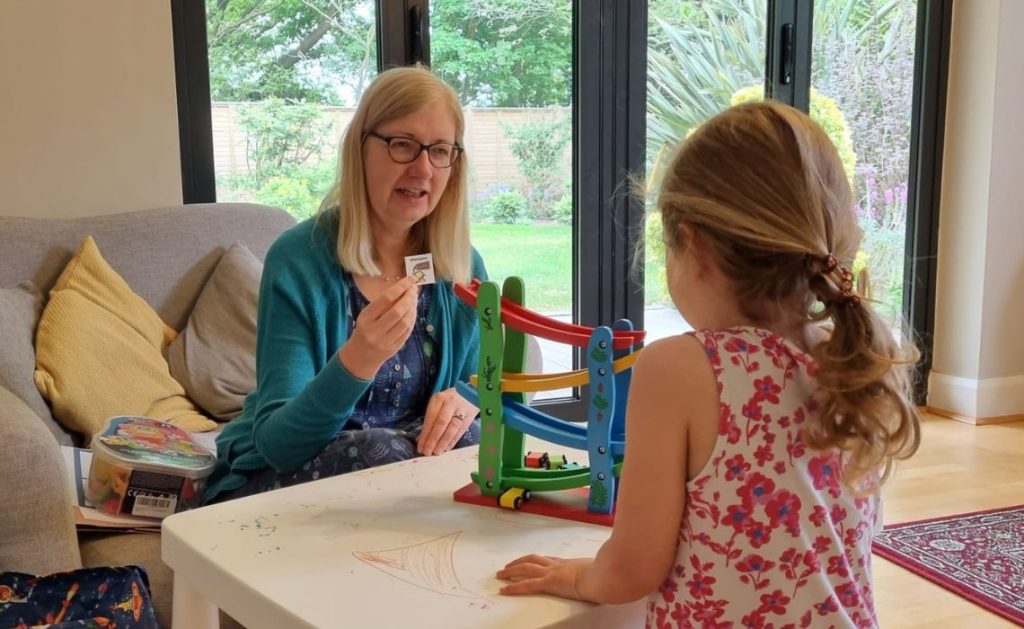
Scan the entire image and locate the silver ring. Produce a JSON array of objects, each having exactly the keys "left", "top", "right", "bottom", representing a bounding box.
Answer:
[{"left": 452, "top": 411, "right": 466, "bottom": 422}]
